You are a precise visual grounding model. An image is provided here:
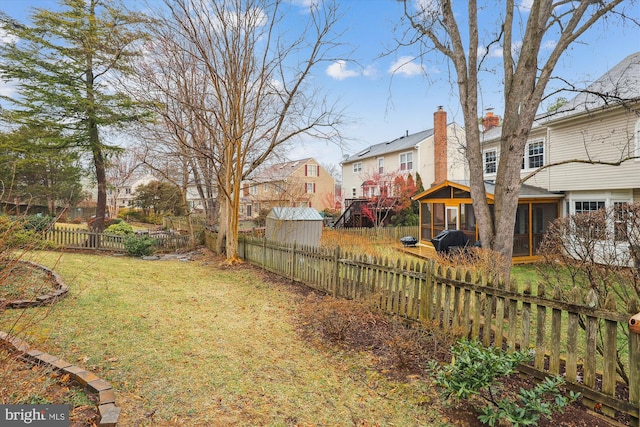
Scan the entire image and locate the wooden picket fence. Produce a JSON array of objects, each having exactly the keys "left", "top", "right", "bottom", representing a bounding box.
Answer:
[
  {"left": 45, "top": 228, "right": 193, "bottom": 252},
  {"left": 236, "top": 235, "right": 640, "bottom": 425},
  {"left": 327, "top": 225, "right": 419, "bottom": 243}
]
